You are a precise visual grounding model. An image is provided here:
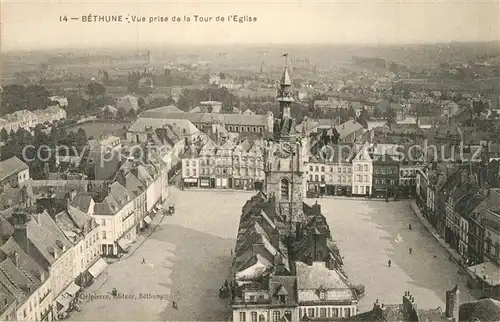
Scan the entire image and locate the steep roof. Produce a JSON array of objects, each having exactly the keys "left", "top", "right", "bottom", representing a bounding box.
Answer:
[
  {"left": 459, "top": 298, "right": 500, "bottom": 322},
  {"left": 27, "top": 211, "right": 73, "bottom": 265},
  {"left": 296, "top": 261, "right": 351, "bottom": 290},
  {"left": 0, "top": 157, "right": 28, "bottom": 182}
]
